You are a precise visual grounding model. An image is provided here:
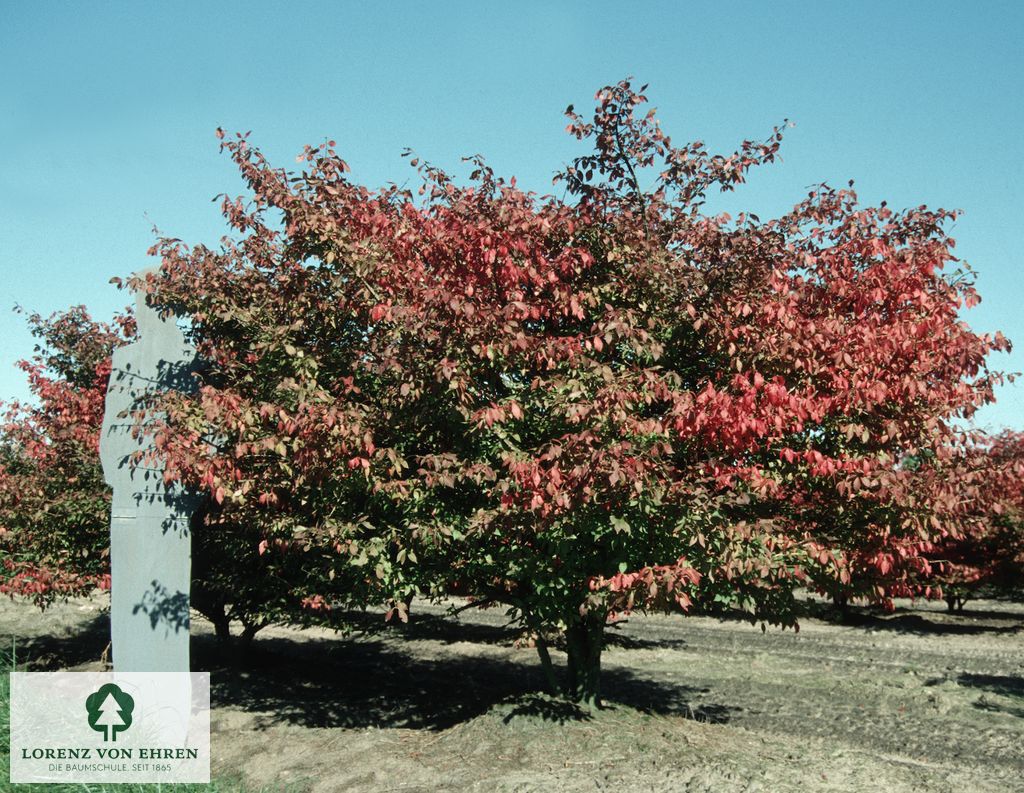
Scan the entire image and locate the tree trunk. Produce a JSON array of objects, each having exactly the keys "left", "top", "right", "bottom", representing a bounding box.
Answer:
[
  {"left": 564, "top": 613, "right": 605, "bottom": 707},
  {"left": 239, "top": 621, "right": 262, "bottom": 646},
  {"left": 213, "top": 616, "right": 231, "bottom": 642},
  {"left": 535, "top": 637, "right": 559, "bottom": 695},
  {"left": 946, "top": 595, "right": 957, "bottom": 613},
  {"left": 200, "top": 602, "right": 232, "bottom": 643}
]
